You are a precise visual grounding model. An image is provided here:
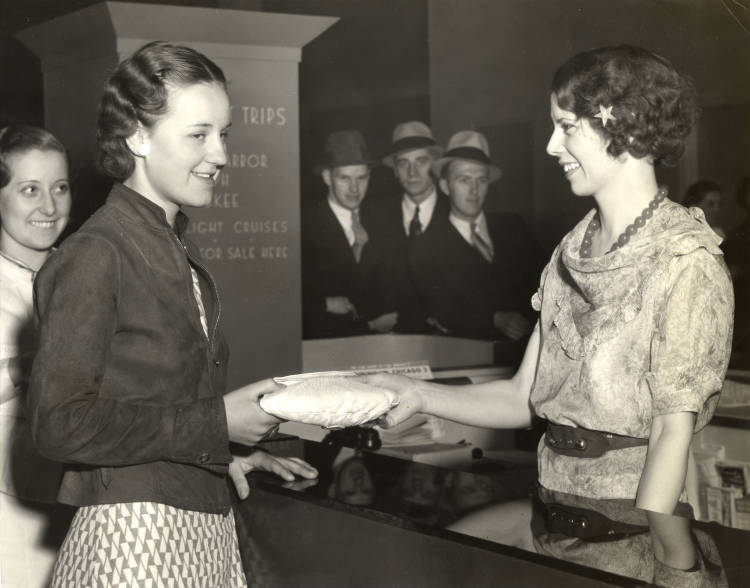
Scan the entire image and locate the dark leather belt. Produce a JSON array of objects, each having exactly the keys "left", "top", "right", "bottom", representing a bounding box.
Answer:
[
  {"left": 545, "top": 423, "right": 648, "bottom": 458},
  {"left": 534, "top": 495, "right": 649, "bottom": 542}
]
